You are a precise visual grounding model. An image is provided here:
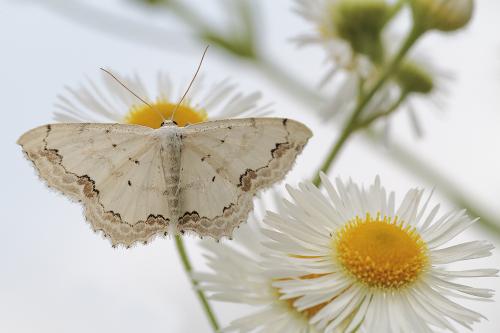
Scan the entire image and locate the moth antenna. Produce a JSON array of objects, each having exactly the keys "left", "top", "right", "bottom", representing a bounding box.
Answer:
[
  {"left": 170, "top": 45, "right": 209, "bottom": 121},
  {"left": 99, "top": 68, "right": 166, "bottom": 122}
]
